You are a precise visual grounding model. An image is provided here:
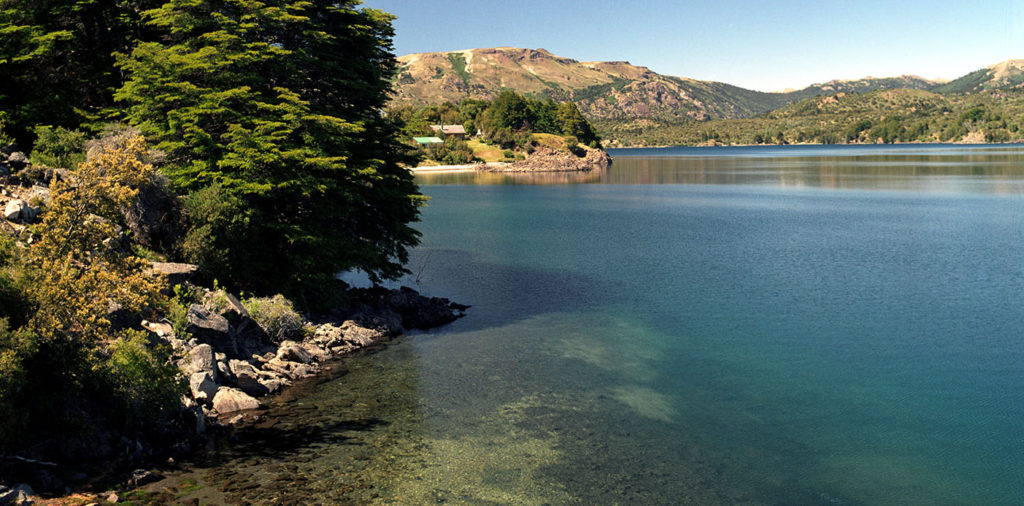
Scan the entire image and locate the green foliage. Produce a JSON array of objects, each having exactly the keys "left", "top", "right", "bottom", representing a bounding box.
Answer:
[
  {"left": 101, "top": 332, "right": 184, "bottom": 430},
  {"left": 30, "top": 125, "right": 86, "bottom": 168},
  {"left": 0, "top": 0, "right": 157, "bottom": 147},
  {"left": 423, "top": 137, "right": 476, "bottom": 165},
  {"left": 447, "top": 52, "right": 470, "bottom": 85},
  {"left": 26, "top": 134, "right": 162, "bottom": 345},
  {"left": 179, "top": 183, "right": 253, "bottom": 284},
  {"left": 0, "top": 133, "right": 186, "bottom": 459},
  {"left": 556, "top": 102, "right": 600, "bottom": 145},
  {"left": 489, "top": 89, "right": 533, "bottom": 130},
  {"left": 117, "top": 0, "right": 424, "bottom": 300},
  {"left": 243, "top": 294, "right": 303, "bottom": 342},
  {"left": 166, "top": 284, "right": 201, "bottom": 340},
  {"left": 934, "top": 68, "right": 992, "bottom": 94}
]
